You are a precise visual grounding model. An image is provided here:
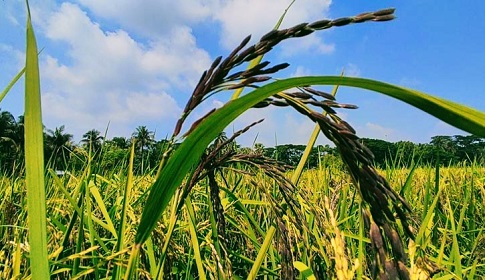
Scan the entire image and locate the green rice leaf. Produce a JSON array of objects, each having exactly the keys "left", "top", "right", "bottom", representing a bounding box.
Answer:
[
  {"left": 134, "top": 76, "right": 485, "bottom": 247},
  {"left": 294, "top": 261, "right": 317, "bottom": 280},
  {"left": 89, "top": 184, "right": 117, "bottom": 237},
  {"left": 185, "top": 196, "right": 206, "bottom": 280},
  {"left": 0, "top": 67, "right": 25, "bottom": 103},
  {"left": 24, "top": 2, "right": 49, "bottom": 278},
  {"left": 248, "top": 226, "right": 276, "bottom": 280},
  {"left": 113, "top": 141, "right": 135, "bottom": 280}
]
